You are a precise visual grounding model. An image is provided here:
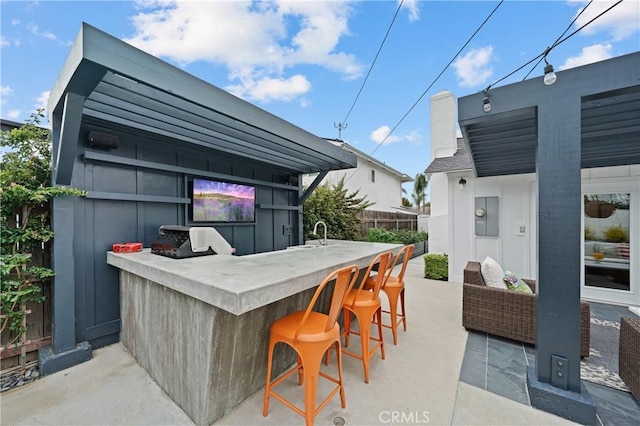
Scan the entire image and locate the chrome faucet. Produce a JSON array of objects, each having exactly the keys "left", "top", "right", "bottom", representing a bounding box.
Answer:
[{"left": 313, "top": 220, "right": 328, "bottom": 246}]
